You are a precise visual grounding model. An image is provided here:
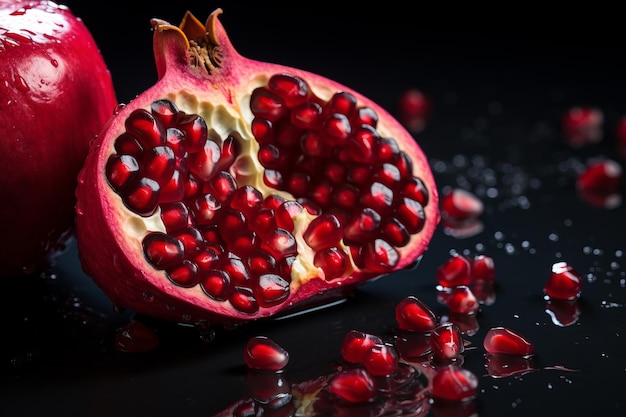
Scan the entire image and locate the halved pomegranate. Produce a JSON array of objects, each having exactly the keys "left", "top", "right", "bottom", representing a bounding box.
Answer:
[{"left": 75, "top": 8, "right": 439, "bottom": 324}]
